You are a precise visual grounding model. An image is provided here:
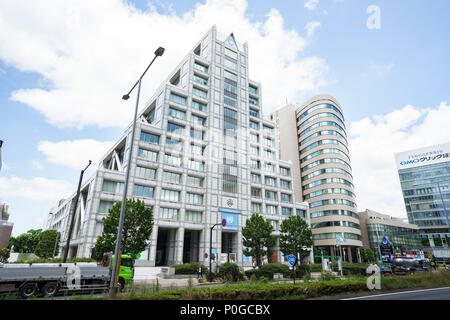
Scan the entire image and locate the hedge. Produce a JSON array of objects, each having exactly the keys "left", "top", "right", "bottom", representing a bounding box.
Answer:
[
  {"left": 245, "top": 263, "right": 311, "bottom": 280},
  {"left": 13, "top": 257, "right": 96, "bottom": 264},
  {"left": 171, "top": 262, "right": 208, "bottom": 275}
]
